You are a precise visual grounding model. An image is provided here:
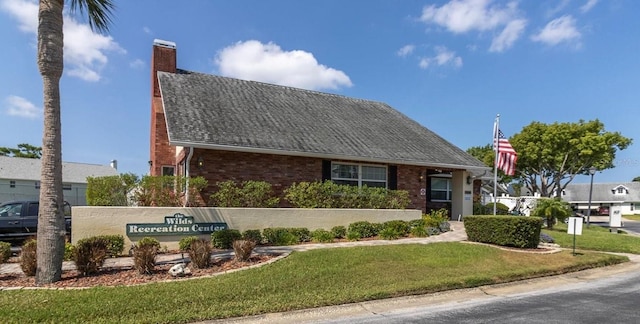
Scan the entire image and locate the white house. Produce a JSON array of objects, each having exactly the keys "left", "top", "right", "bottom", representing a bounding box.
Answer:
[
  {"left": 0, "top": 156, "right": 119, "bottom": 205},
  {"left": 562, "top": 182, "right": 640, "bottom": 215}
]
